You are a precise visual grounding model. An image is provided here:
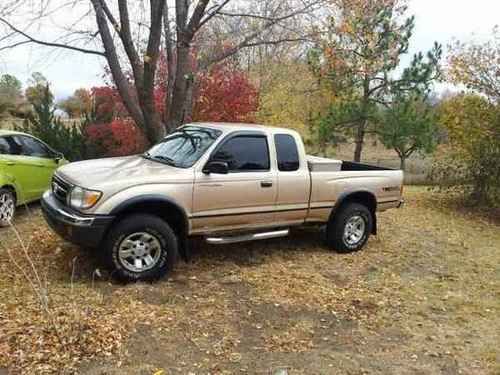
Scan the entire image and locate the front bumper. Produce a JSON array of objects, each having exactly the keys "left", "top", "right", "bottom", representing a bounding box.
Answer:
[{"left": 41, "top": 191, "right": 114, "bottom": 248}]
